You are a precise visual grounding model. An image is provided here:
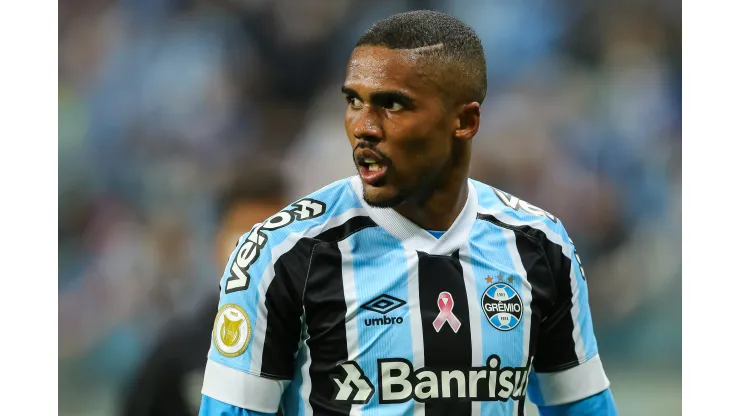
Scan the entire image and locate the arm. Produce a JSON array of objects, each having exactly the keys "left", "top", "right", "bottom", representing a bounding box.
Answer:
[
  {"left": 527, "top": 222, "right": 617, "bottom": 415},
  {"left": 199, "top": 395, "right": 275, "bottom": 416},
  {"left": 200, "top": 211, "right": 316, "bottom": 415},
  {"left": 538, "top": 388, "right": 617, "bottom": 416}
]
